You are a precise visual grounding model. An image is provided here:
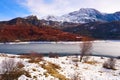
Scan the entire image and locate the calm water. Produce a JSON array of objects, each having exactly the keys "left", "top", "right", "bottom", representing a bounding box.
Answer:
[{"left": 0, "top": 41, "right": 120, "bottom": 57}]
